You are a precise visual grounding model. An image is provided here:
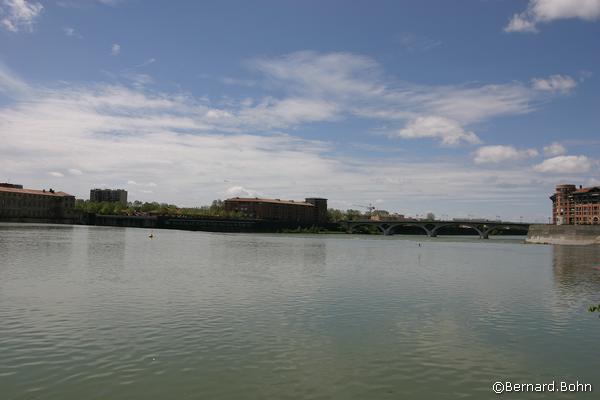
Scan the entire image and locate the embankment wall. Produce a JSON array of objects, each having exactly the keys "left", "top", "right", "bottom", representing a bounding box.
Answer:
[{"left": 526, "top": 224, "right": 600, "bottom": 245}]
